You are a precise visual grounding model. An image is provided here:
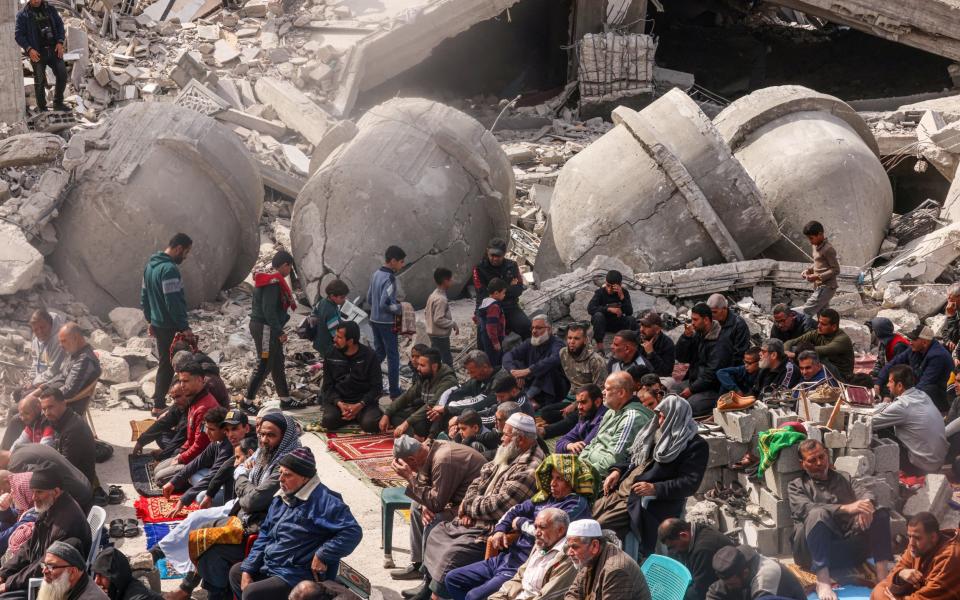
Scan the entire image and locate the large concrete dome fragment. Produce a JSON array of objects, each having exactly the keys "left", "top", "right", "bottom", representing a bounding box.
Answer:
[
  {"left": 49, "top": 103, "right": 263, "bottom": 317},
  {"left": 291, "top": 98, "right": 514, "bottom": 307}
]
